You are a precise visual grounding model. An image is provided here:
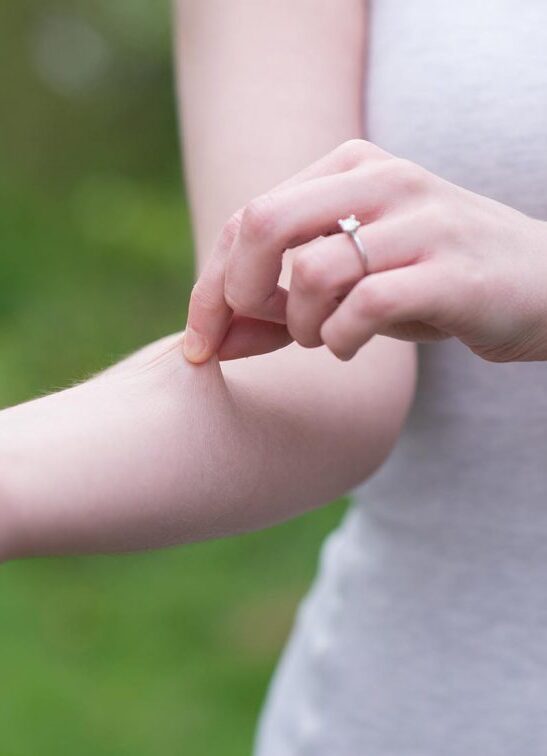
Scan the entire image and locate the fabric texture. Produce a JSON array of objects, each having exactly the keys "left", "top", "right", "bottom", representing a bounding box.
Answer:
[{"left": 255, "top": 2, "right": 547, "bottom": 754}]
